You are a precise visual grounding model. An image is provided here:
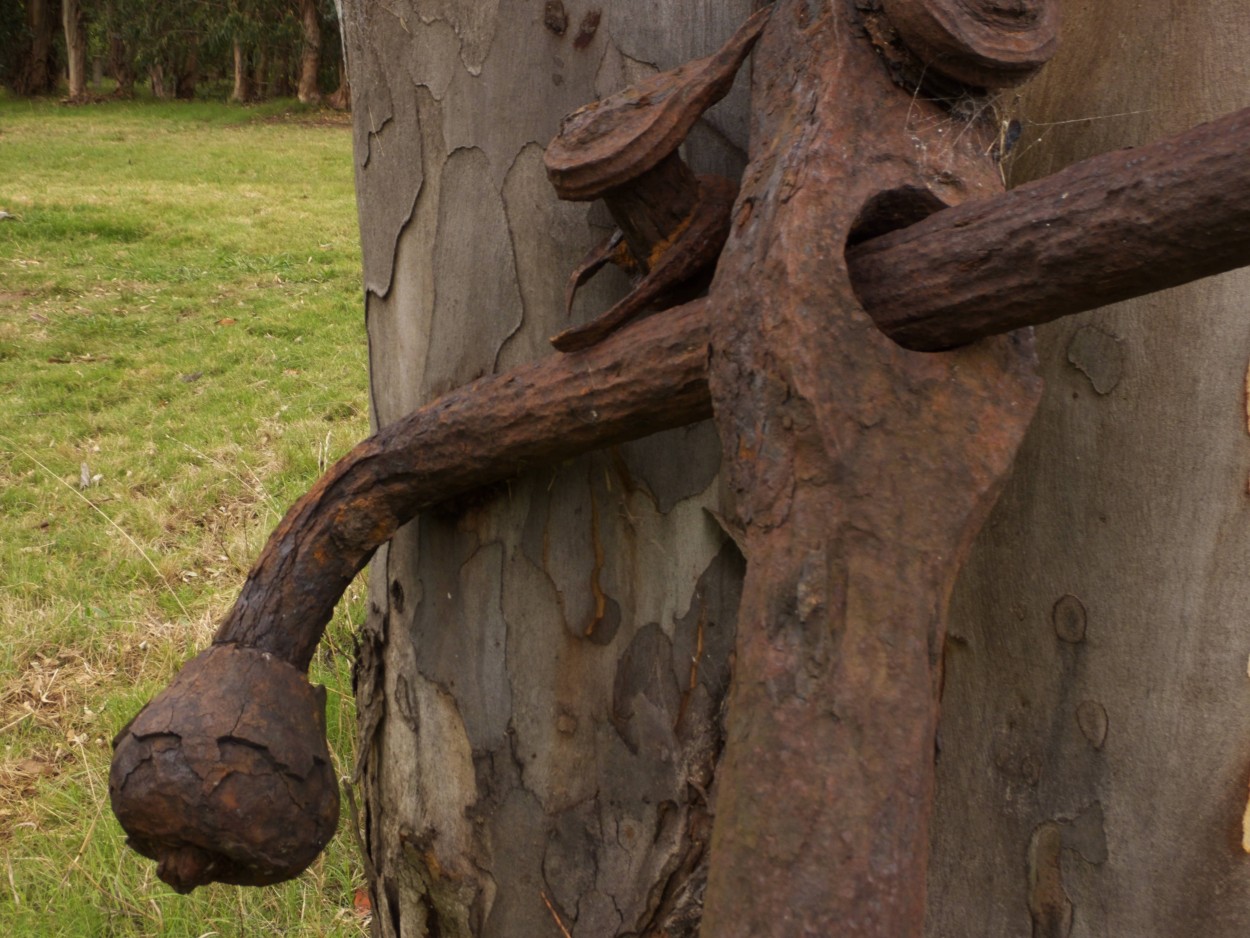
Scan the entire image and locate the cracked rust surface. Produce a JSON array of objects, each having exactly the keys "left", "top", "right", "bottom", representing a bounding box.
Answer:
[
  {"left": 109, "top": 645, "right": 338, "bottom": 892},
  {"left": 701, "top": 1, "right": 1047, "bottom": 932}
]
